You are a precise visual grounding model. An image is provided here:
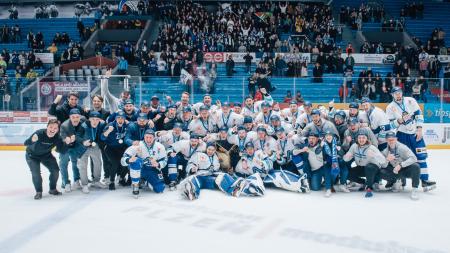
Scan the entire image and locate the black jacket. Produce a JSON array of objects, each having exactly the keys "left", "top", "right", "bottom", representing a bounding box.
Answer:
[
  {"left": 24, "top": 129, "right": 66, "bottom": 157},
  {"left": 48, "top": 101, "right": 87, "bottom": 124}
]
